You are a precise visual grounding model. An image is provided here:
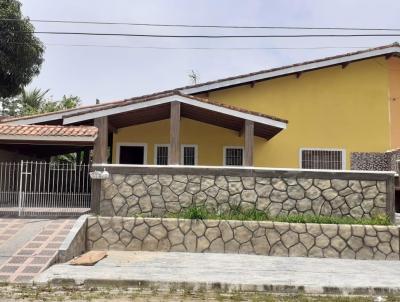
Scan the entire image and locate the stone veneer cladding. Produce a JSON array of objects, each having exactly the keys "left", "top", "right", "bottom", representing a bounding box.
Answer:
[
  {"left": 99, "top": 168, "right": 392, "bottom": 219},
  {"left": 86, "top": 216, "right": 400, "bottom": 260}
]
